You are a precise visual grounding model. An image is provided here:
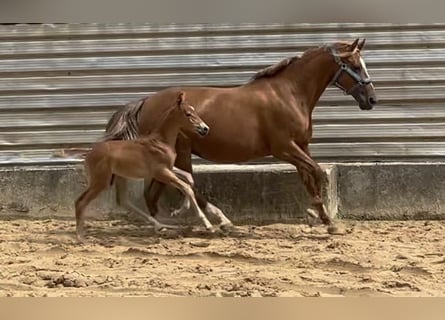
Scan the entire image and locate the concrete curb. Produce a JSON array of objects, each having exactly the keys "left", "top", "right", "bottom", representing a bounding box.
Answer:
[
  {"left": 336, "top": 162, "right": 445, "bottom": 220},
  {"left": 0, "top": 163, "right": 336, "bottom": 225},
  {"left": 0, "top": 162, "right": 444, "bottom": 223}
]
